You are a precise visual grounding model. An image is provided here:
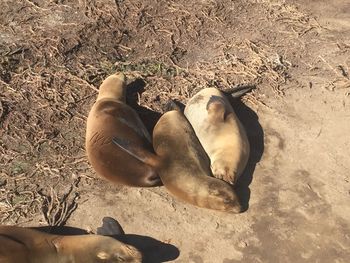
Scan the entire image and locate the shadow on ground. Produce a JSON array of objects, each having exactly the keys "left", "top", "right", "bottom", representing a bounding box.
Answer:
[
  {"left": 228, "top": 96, "right": 264, "bottom": 212},
  {"left": 116, "top": 234, "right": 180, "bottom": 263},
  {"left": 34, "top": 225, "right": 89, "bottom": 235},
  {"left": 126, "top": 78, "right": 162, "bottom": 134}
]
